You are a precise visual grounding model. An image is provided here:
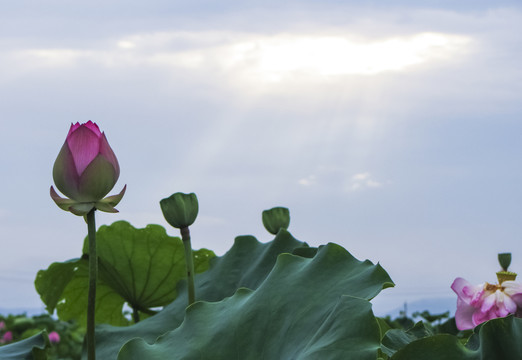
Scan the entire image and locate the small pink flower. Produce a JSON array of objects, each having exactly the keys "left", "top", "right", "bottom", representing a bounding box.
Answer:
[
  {"left": 451, "top": 277, "right": 522, "bottom": 330},
  {"left": 0, "top": 321, "right": 5, "bottom": 330},
  {"left": 2, "top": 331, "right": 13, "bottom": 343},
  {"left": 48, "top": 331, "right": 60, "bottom": 344}
]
